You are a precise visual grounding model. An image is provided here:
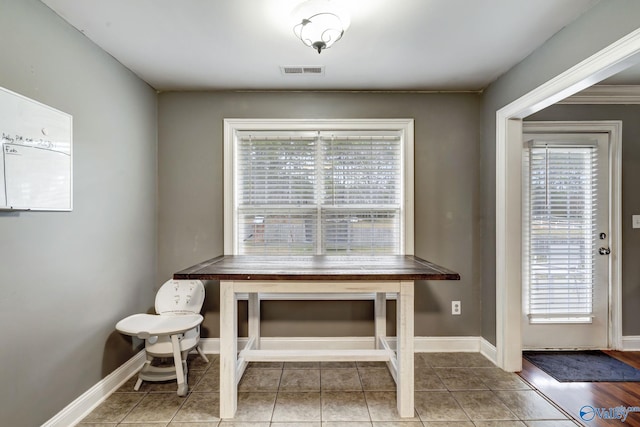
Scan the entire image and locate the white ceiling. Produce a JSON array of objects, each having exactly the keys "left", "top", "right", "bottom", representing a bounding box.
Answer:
[{"left": 41, "top": 0, "right": 605, "bottom": 92}]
